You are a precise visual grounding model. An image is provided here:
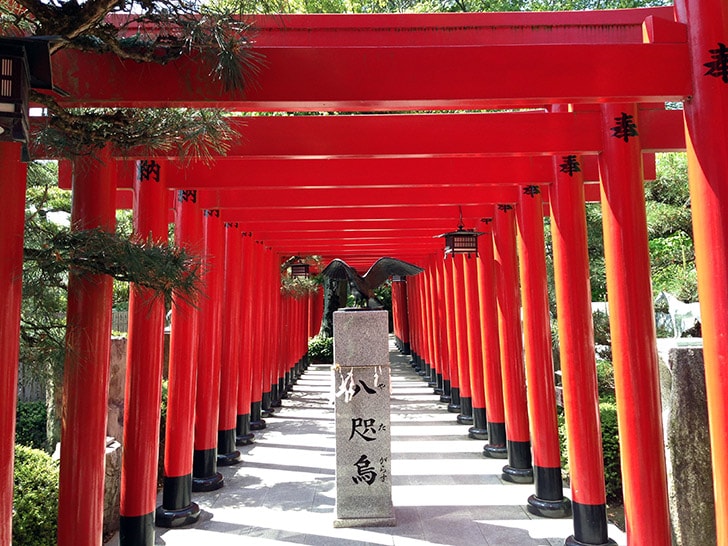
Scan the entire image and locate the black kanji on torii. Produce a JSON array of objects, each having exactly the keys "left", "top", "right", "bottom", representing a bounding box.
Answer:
[
  {"left": 138, "top": 159, "right": 161, "bottom": 182},
  {"left": 610, "top": 112, "right": 639, "bottom": 143},
  {"left": 177, "top": 189, "right": 197, "bottom": 203},
  {"left": 523, "top": 185, "right": 540, "bottom": 197},
  {"left": 559, "top": 155, "right": 582, "bottom": 177},
  {"left": 498, "top": 204, "right": 514, "bottom": 212},
  {"left": 705, "top": 42, "right": 728, "bottom": 83}
]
